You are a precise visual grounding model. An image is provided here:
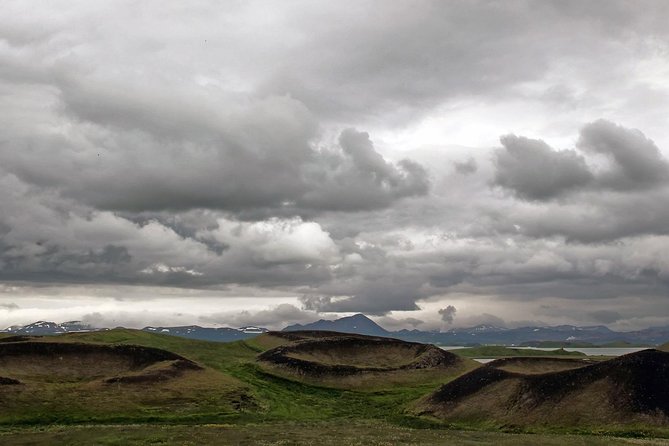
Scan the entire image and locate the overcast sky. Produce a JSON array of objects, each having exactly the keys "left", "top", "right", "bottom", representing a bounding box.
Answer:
[{"left": 2, "top": 0, "right": 669, "bottom": 331}]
